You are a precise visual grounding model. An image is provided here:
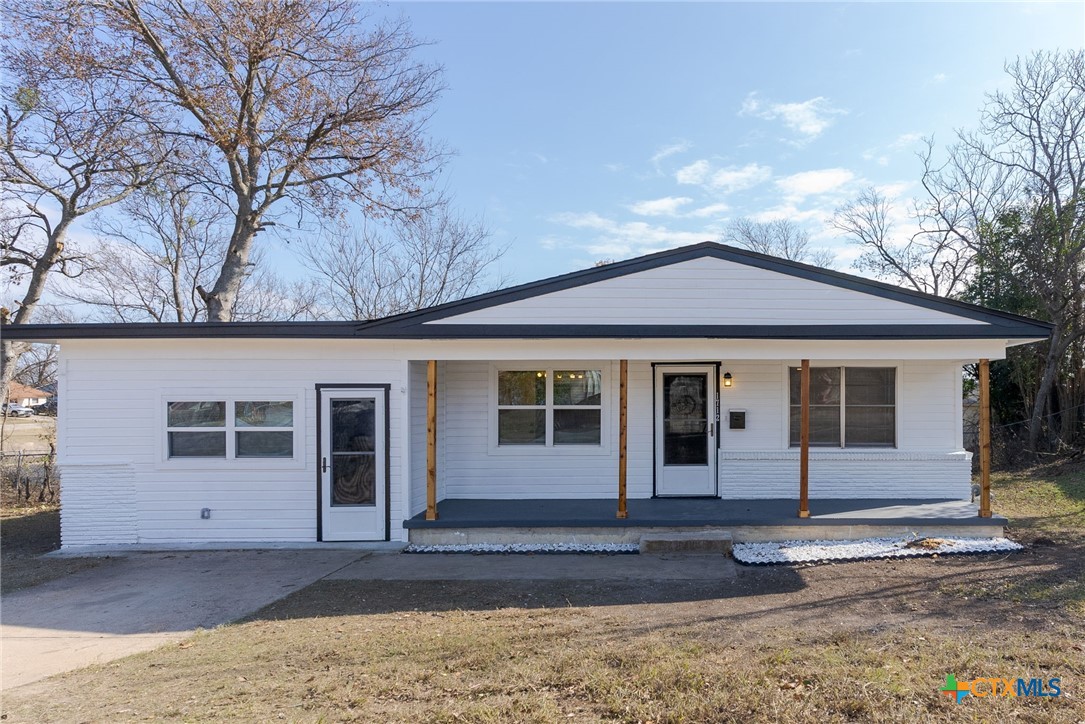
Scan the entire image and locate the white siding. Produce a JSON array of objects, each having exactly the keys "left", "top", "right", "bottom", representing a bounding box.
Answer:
[
  {"left": 56, "top": 338, "right": 976, "bottom": 547},
  {"left": 718, "top": 451, "right": 972, "bottom": 499},
  {"left": 434, "top": 358, "right": 971, "bottom": 501},
  {"left": 715, "top": 360, "right": 970, "bottom": 498},
  {"left": 58, "top": 340, "right": 409, "bottom": 545},
  {"left": 437, "top": 360, "right": 644, "bottom": 498},
  {"left": 59, "top": 464, "right": 138, "bottom": 546},
  {"left": 428, "top": 257, "right": 988, "bottom": 326}
]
